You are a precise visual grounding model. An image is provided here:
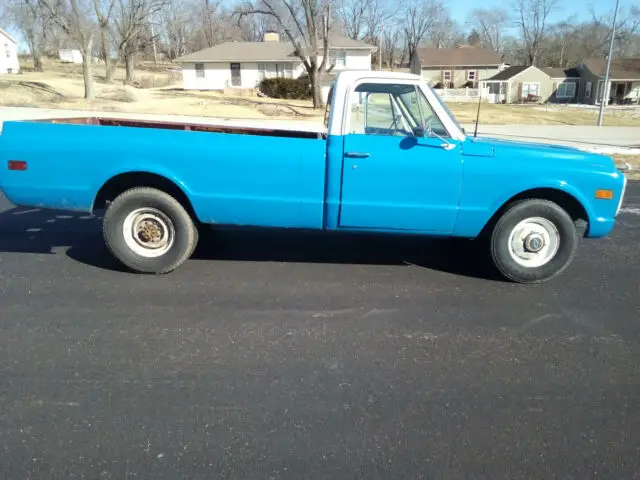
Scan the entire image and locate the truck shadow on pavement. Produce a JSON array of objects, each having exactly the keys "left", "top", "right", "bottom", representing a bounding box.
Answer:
[{"left": 0, "top": 205, "right": 504, "bottom": 281}]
